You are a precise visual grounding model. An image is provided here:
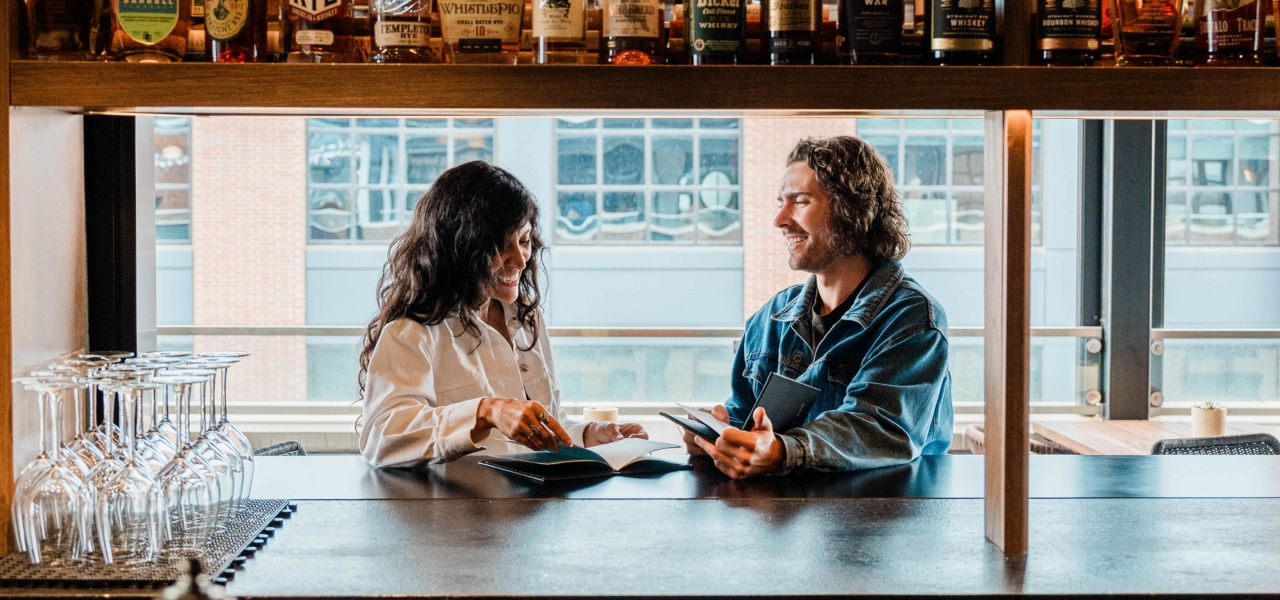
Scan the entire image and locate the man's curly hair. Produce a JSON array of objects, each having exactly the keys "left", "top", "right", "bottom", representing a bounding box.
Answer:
[{"left": 787, "top": 136, "right": 910, "bottom": 262}]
